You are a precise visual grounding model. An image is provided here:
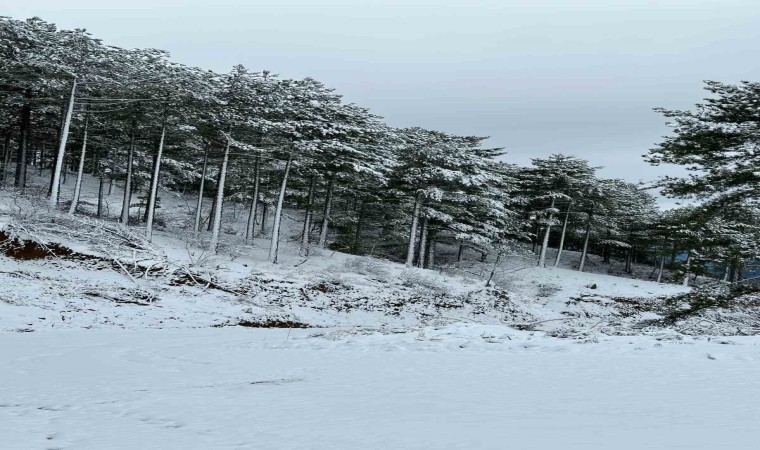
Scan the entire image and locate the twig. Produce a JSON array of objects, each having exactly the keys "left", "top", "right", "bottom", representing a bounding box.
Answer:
[{"left": 113, "top": 257, "right": 139, "bottom": 285}]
